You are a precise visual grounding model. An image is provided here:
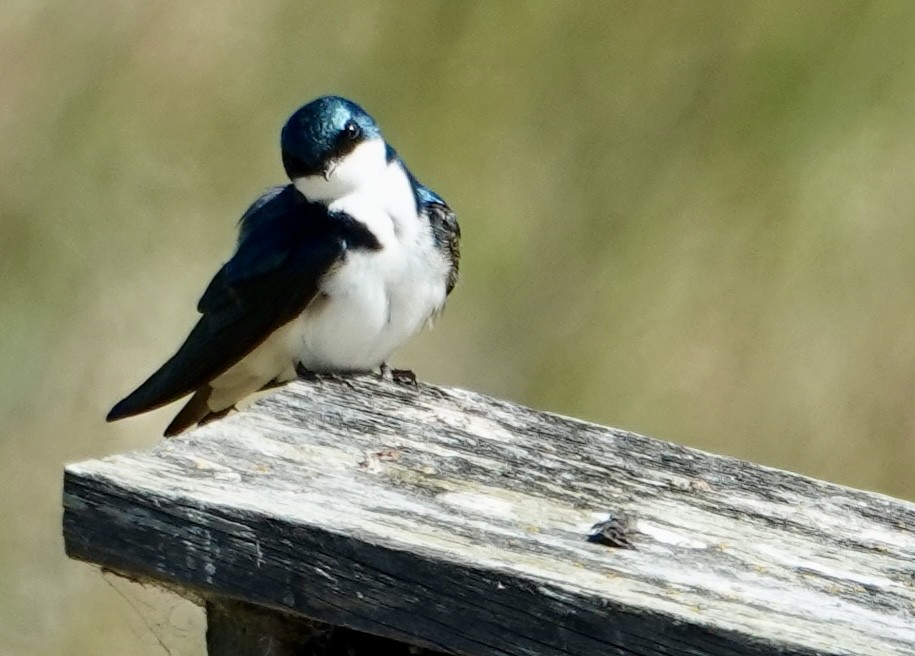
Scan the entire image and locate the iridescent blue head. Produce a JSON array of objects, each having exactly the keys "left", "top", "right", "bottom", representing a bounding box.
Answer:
[{"left": 281, "top": 96, "right": 383, "bottom": 183}]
